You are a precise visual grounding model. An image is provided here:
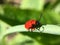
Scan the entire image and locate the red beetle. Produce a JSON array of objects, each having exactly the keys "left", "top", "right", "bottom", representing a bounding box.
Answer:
[{"left": 25, "top": 20, "right": 42, "bottom": 31}]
